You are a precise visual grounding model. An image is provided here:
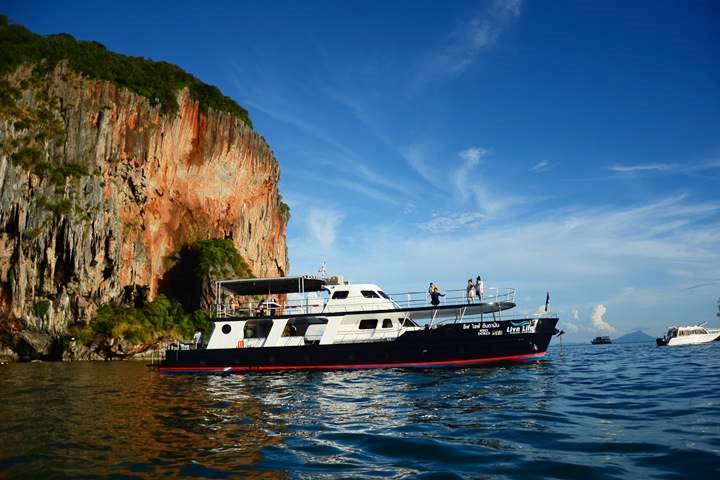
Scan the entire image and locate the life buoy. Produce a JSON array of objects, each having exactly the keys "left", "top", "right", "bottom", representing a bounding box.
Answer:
[{"left": 236, "top": 339, "right": 244, "bottom": 348}]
